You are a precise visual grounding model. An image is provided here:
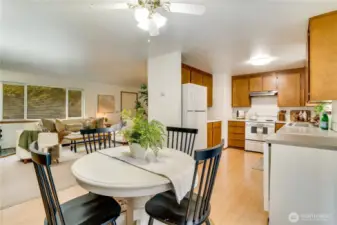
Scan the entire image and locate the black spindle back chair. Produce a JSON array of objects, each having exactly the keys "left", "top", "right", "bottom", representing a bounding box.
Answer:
[
  {"left": 145, "top": 140, "right": 224, "bottom": 225},
  {"left": 30, "top": 142, "right": 66, "bottom": 225},
  {"left": 166, "top": 127, "right": 198, "bottom": 156},
  {"left": 80, "top": 128, "right": 116, "bottom": 154},
  {"left": 30, "top": 142, "right": 121, "bottom": 225}
]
